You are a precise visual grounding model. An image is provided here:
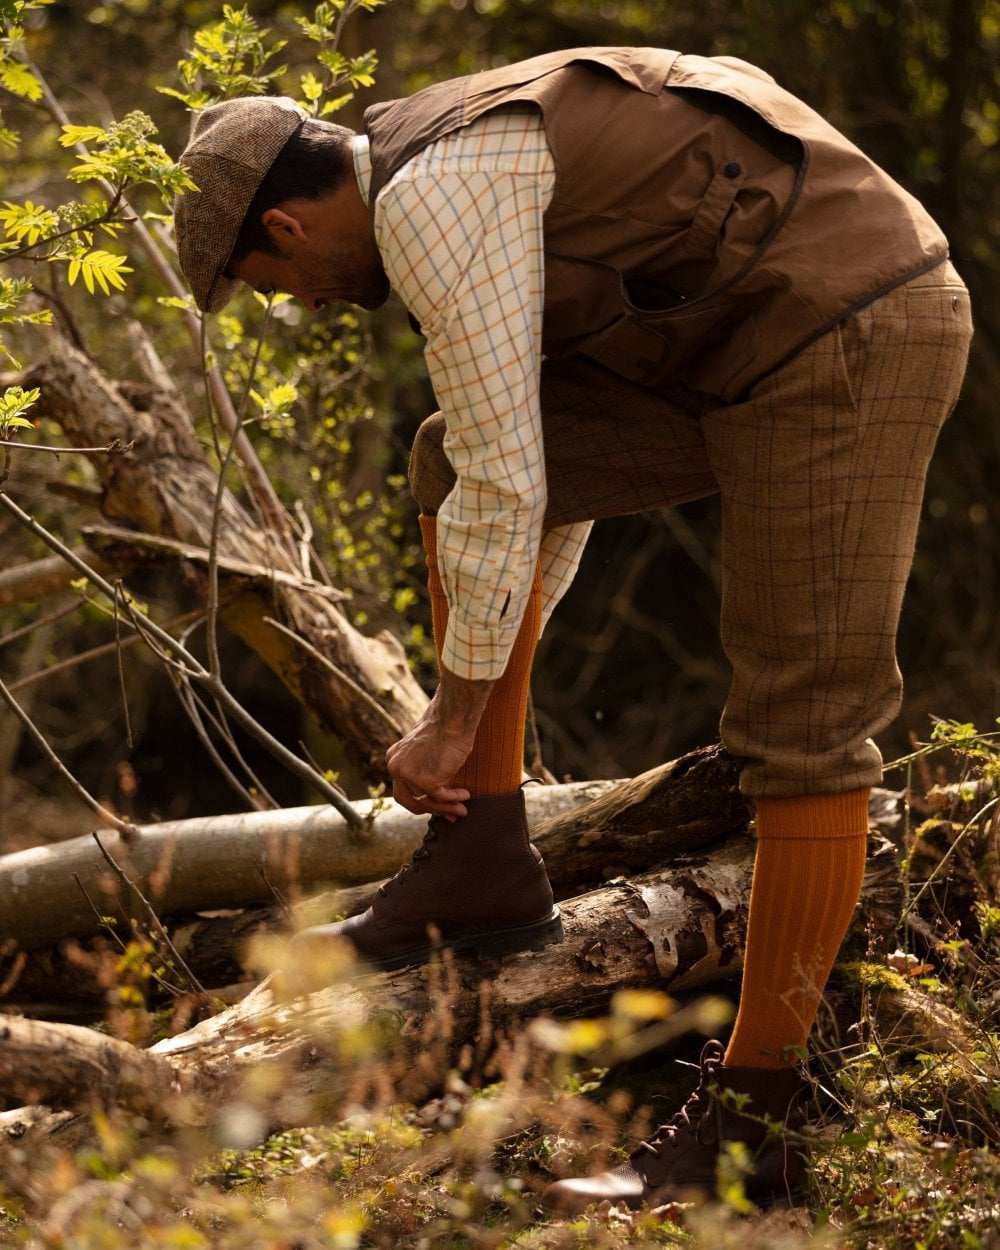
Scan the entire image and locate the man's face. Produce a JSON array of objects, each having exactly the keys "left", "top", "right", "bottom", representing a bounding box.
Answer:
[{"left": 226, "top": 192, "right": 391, "bottom": 313}]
